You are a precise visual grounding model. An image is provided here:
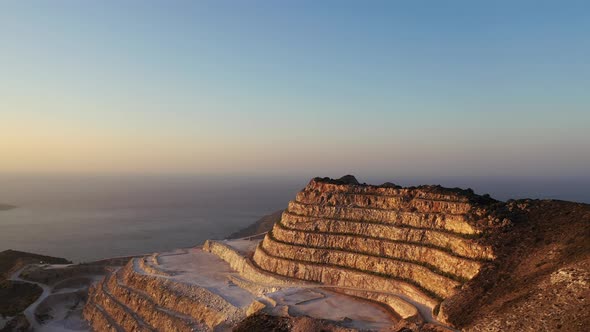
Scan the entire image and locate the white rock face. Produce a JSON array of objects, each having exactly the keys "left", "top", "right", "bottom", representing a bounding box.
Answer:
[
  {"left": 252, "top": 178, "right": 497, "bottom": 306},
  {"left": 84, "top": 241, "right": 401, "bottom": 331}
]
